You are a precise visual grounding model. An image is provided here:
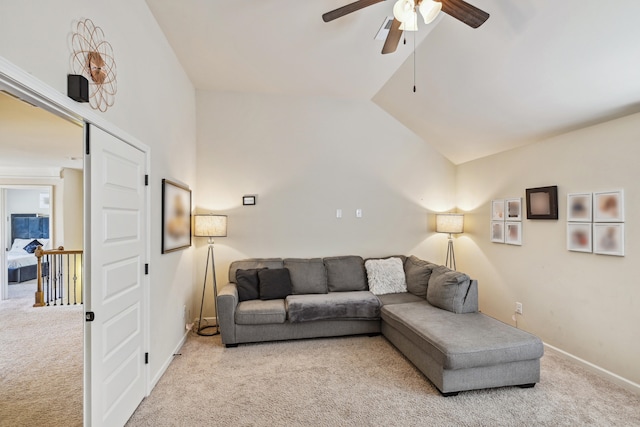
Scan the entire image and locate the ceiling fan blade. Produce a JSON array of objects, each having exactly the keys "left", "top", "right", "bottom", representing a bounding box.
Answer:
[
  {"left": 381, "top": 18, "right": 403, "bottom": 54},
  {"left": 438, "top": 0, "right": 489, "bottom": 28},
  {"left": 322, "top": 0, "right": 385, "bottom": 23}
]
